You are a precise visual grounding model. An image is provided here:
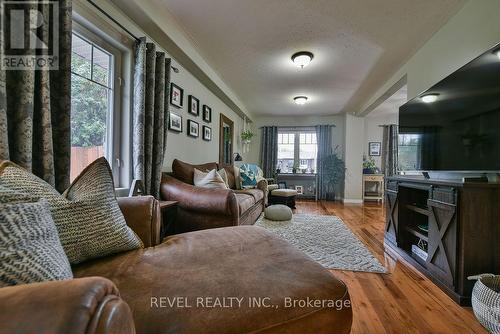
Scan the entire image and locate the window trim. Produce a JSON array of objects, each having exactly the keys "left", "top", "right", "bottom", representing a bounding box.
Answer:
[
  {"left": 278, "top": 129, "right": 318, "bottom": 172},
  {"left": 71, "top": 21, "right": 123, "bottom": 186}
]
